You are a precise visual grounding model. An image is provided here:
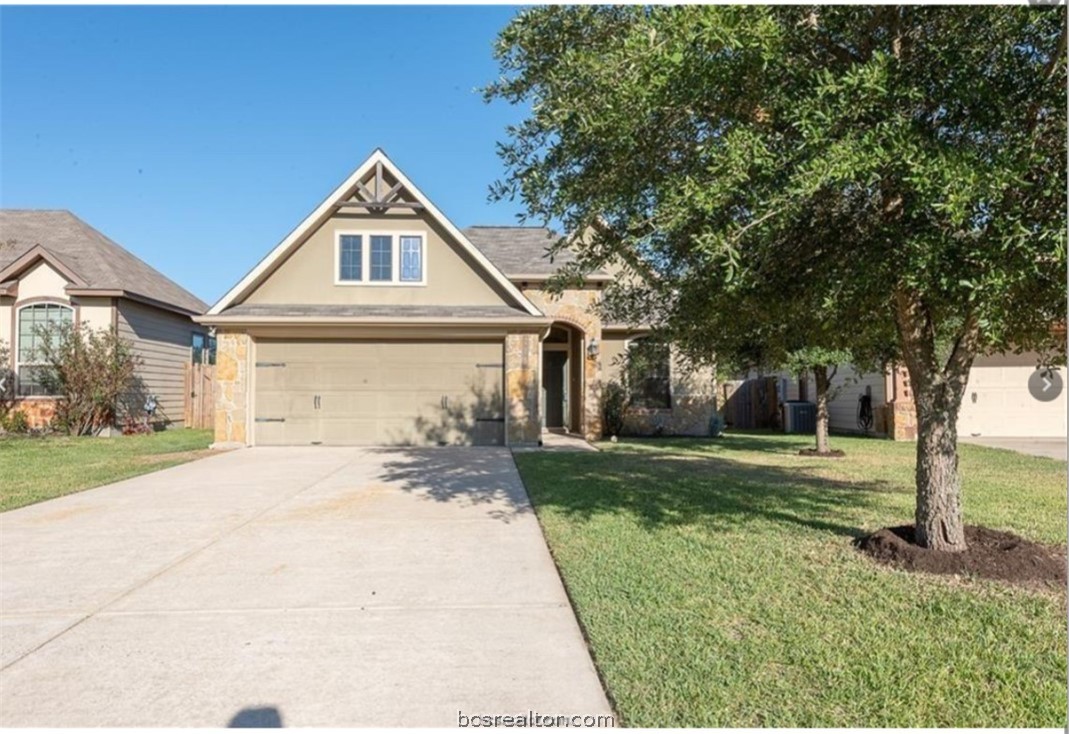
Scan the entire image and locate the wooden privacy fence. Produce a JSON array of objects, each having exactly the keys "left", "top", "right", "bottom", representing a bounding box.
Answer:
[
  {"left": 721, "top": 377, "right": 780, "bottom": 429},
  {"left": 184, "top": 363, "right": 215, "bottom": 429}
]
